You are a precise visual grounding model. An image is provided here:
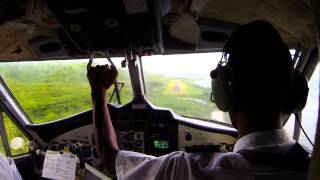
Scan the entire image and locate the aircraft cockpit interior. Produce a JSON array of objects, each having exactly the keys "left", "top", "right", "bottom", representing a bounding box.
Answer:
[{"left": 0, "top": 0, "right": 319, "bottom": 180}]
